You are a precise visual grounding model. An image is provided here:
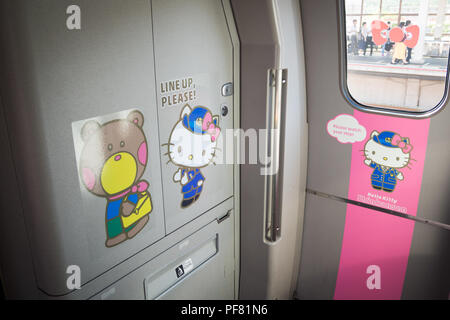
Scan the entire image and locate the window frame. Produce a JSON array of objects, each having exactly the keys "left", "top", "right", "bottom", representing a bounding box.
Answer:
[{"left": 338, "top": 0, "right": 450, "bottom": 118}]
